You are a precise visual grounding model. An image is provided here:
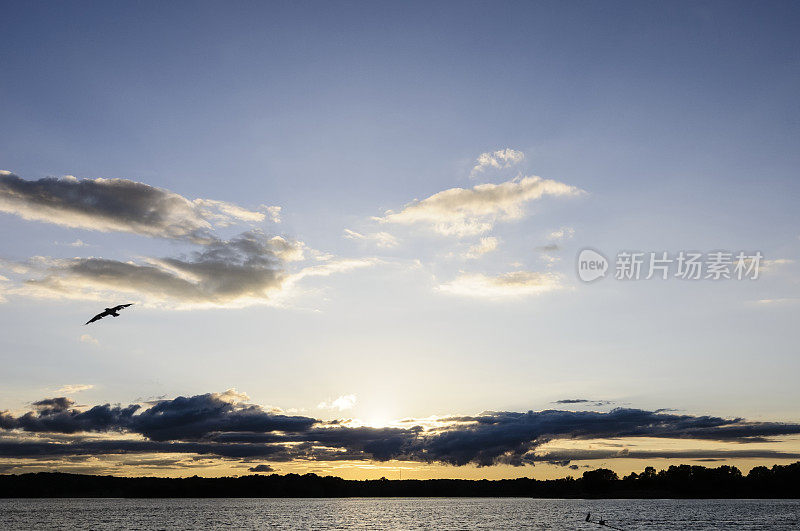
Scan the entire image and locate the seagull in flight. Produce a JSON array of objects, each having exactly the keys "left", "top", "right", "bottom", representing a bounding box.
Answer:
[{"left": 84, "top": 304, "right": 134, "bottom": 325}]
